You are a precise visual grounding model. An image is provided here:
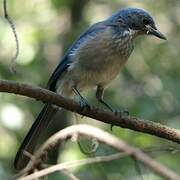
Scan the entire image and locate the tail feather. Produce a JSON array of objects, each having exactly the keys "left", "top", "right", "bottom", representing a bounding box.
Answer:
[{"left": 14, "top": 103, "right": 58, "bottom": 170}]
